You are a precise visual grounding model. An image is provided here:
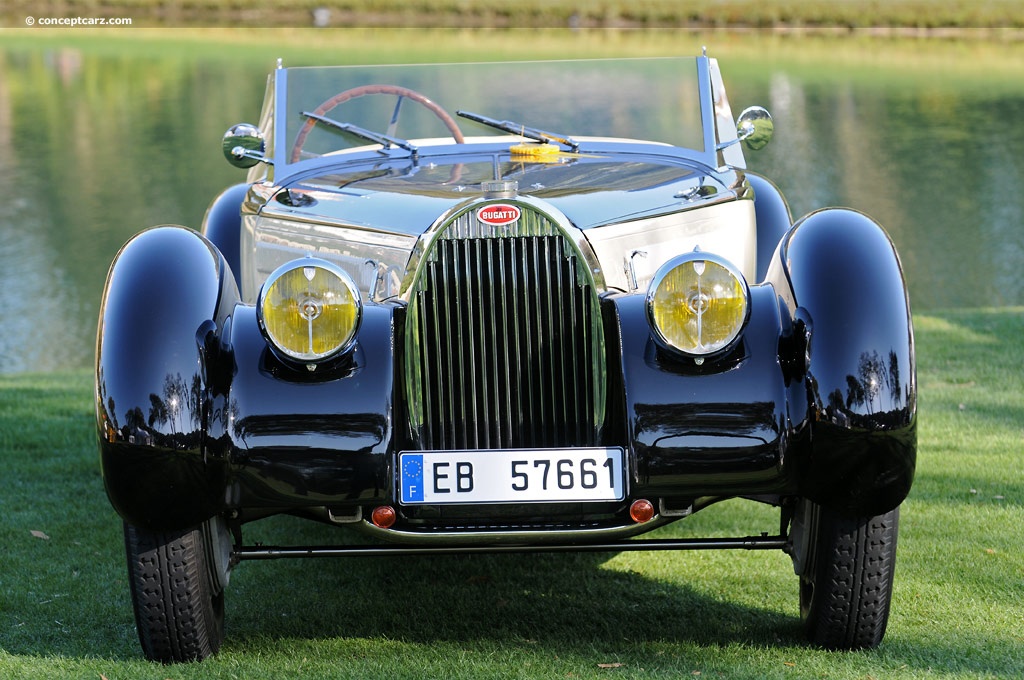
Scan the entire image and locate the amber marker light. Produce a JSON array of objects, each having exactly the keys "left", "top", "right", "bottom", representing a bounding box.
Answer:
[
  {"left": 371, "top": 505, "right": 397, "bottom": 529},
  {"left": 629, "top": 499, "right": 655, "bottom": 523}
]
